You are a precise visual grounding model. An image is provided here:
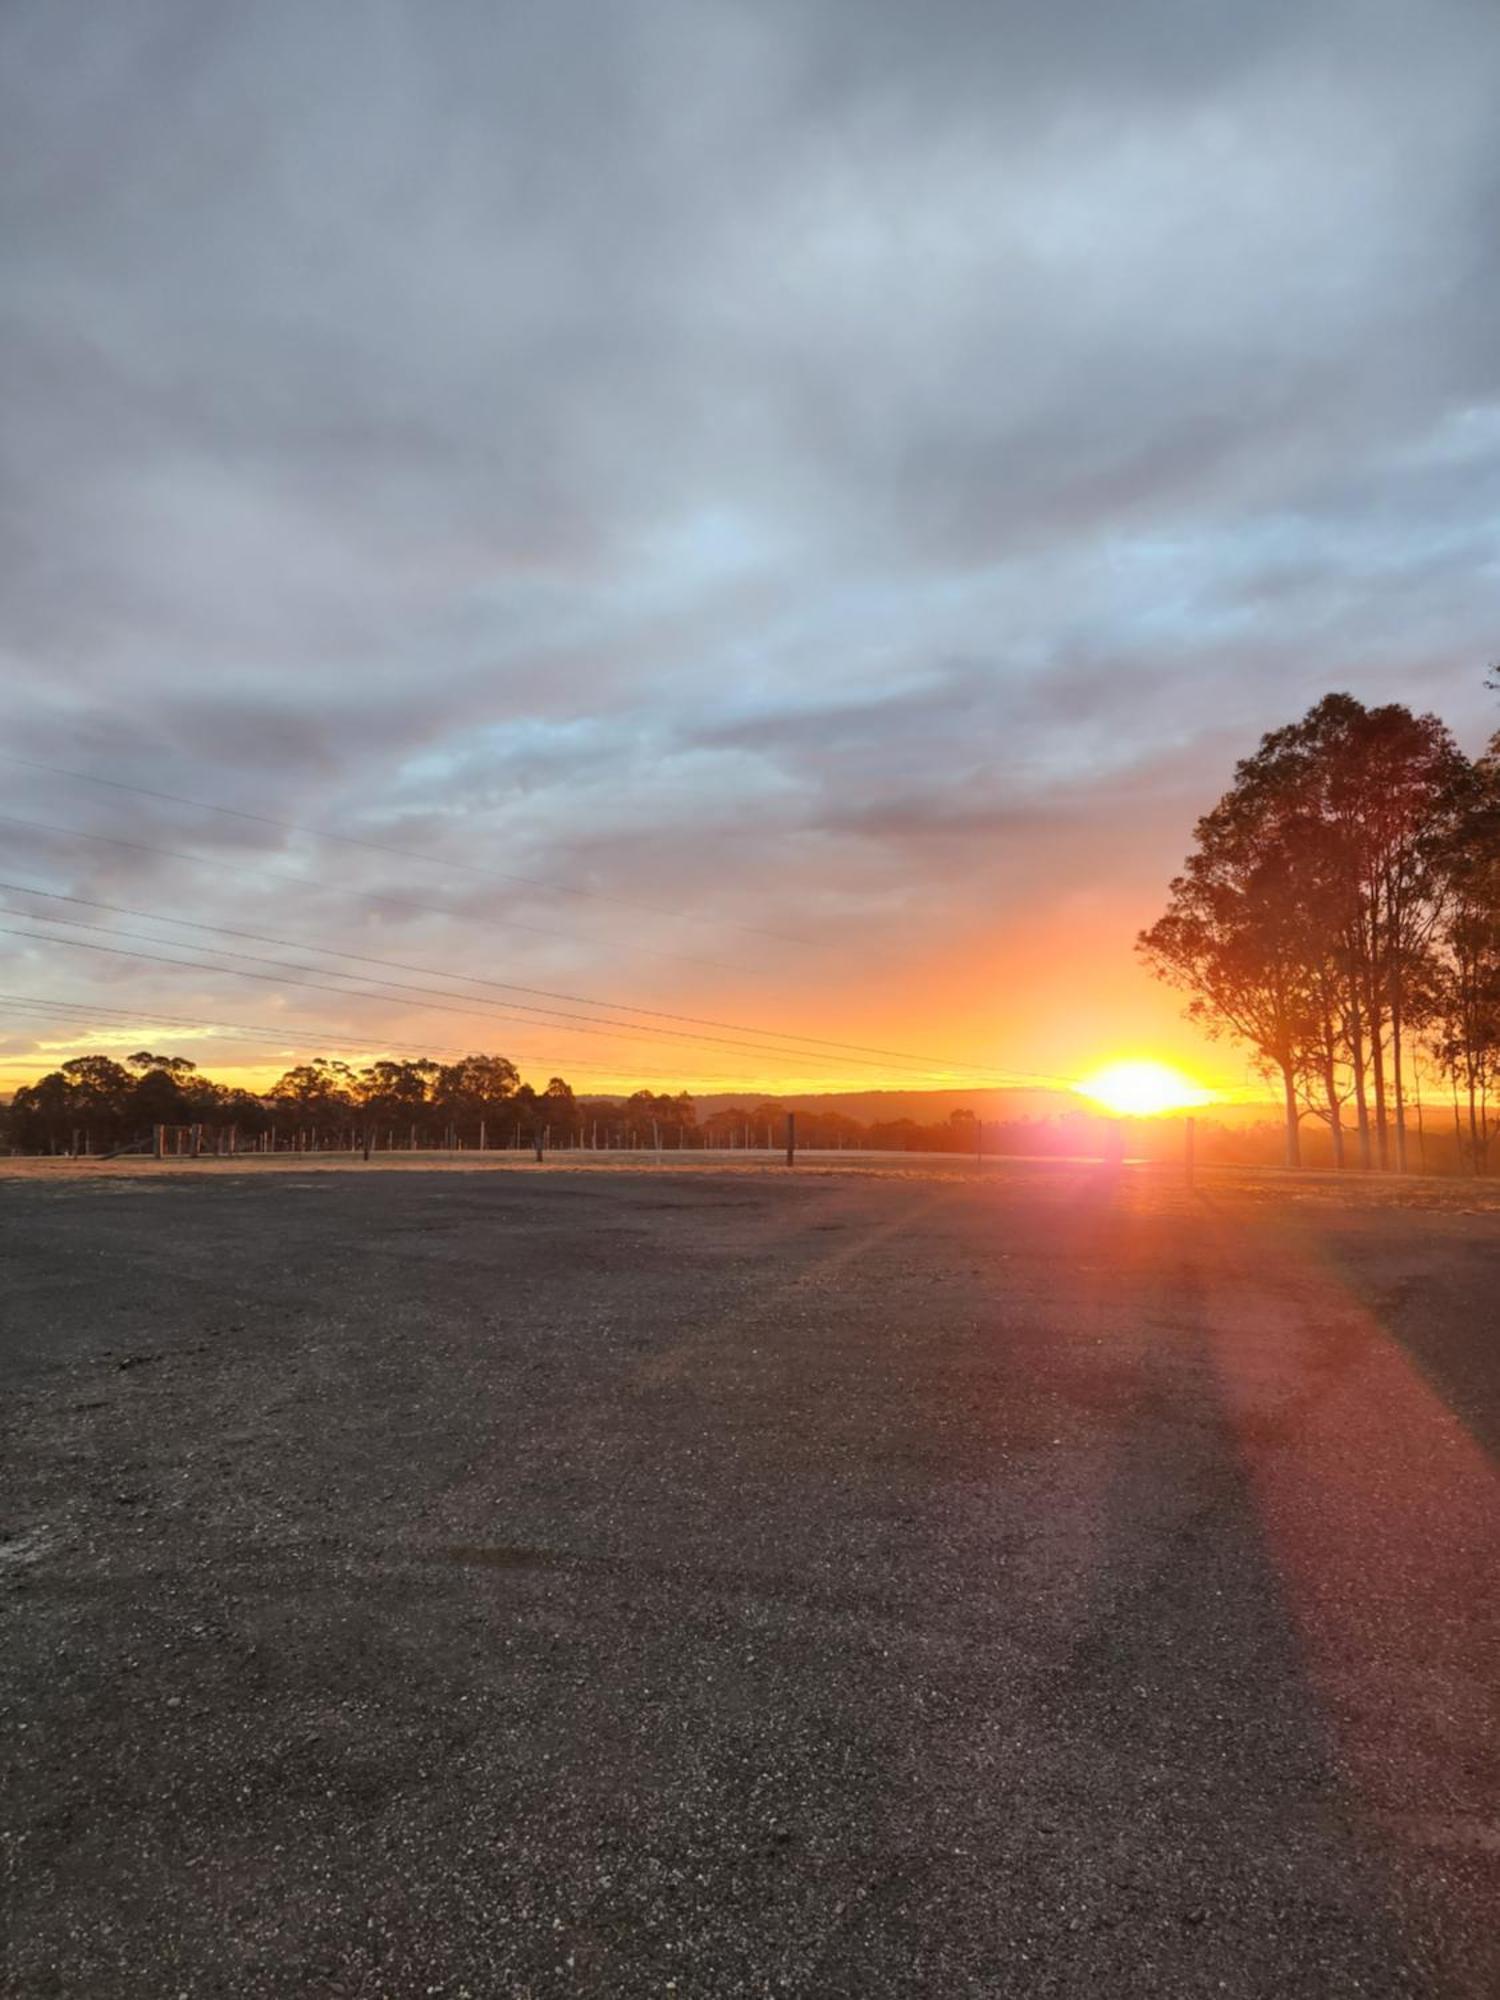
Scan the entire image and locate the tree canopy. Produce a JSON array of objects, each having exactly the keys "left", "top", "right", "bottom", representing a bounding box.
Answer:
[{"left": 1141, "top": 687, "right": 1499, "bottom": 1171}]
